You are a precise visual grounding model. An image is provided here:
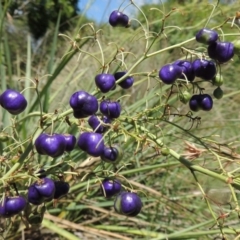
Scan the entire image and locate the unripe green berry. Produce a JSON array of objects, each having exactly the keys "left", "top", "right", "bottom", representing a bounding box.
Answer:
[
  {"left": 213, "top": 87, "right": 223, "bottom": 99},
  {"left": 179, "top": 90, "right": 191, "bottom": 104},
  {"left": 212, "top": 74, "right": 223, "bottom": 87},
  {"left": 161, "top": 147, "right": 170, "bottom": 156}
]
